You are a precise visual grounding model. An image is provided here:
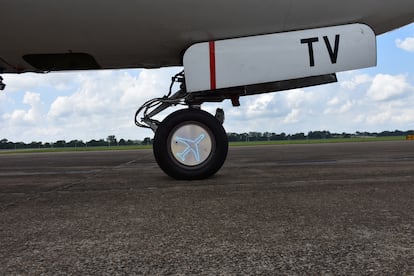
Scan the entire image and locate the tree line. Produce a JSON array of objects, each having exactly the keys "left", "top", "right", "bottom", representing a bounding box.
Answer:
[
  {"left": 1, "top": 130, "right": 413, "bottom": 150},
  {"left": 227, "top": 130, "right": 414, "bottom": 142},
  {"left": 0, "top": 135, "right": 151, "bottom": 150}
]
